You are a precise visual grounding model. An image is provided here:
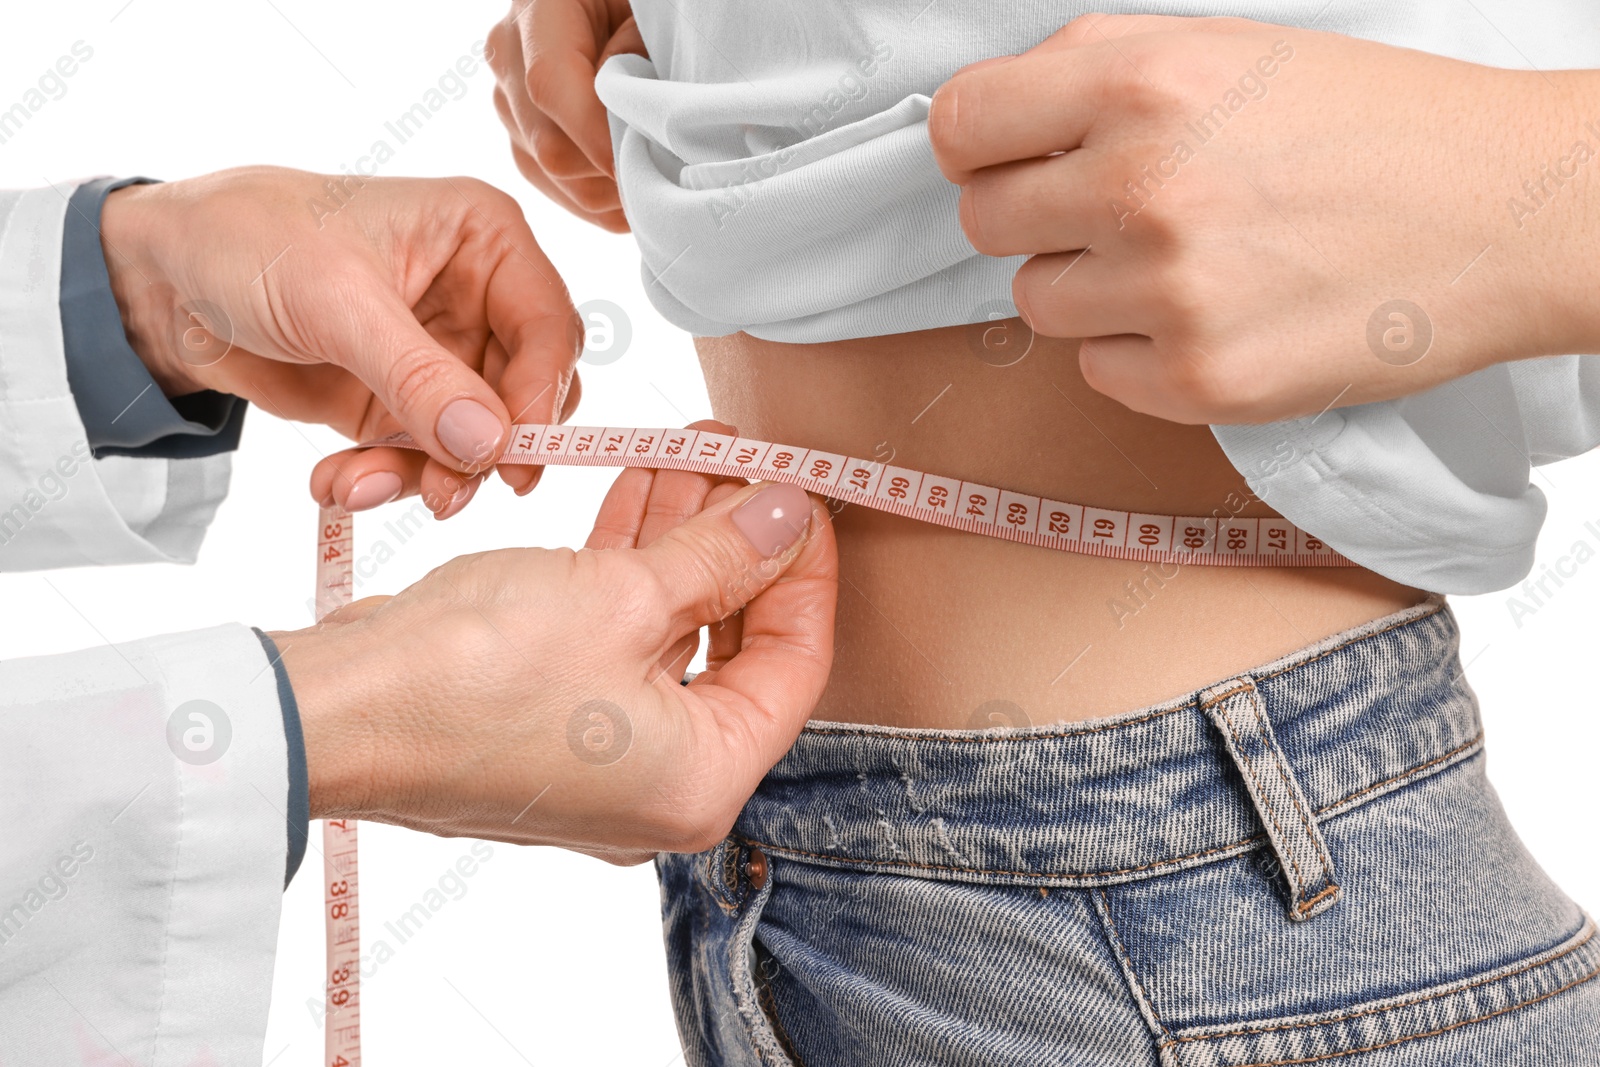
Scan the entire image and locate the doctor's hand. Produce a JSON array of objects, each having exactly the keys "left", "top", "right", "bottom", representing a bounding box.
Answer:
[
  {"left": 101, "top": 166, "right": 581, "bottom": 515},
  {"left": 273, "top": 473, "right": 836, "bottom": 866},
  {"left": 488, "top": 0, "right": 643, "bottom": 231},
  {"left": 931, "top": 16, "right": 1600, "bottom": 424}
]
